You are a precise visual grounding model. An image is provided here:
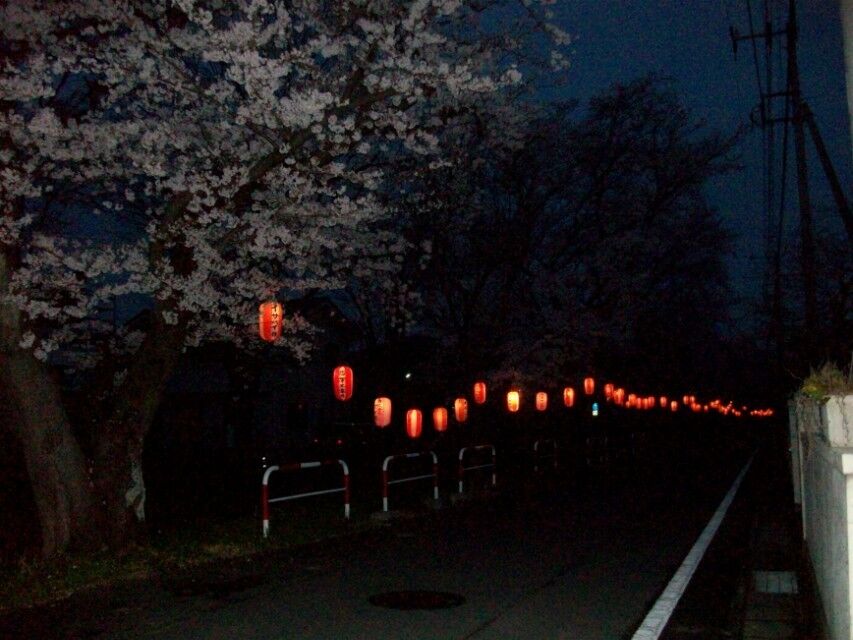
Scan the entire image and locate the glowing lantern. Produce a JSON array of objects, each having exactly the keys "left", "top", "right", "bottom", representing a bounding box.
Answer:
[
  {"left": 670, "top": 400, "right": 679, "bottom": 412},
  {"left": 332, "top": 365, "right": 354, "bottom": 401},
  {"left": 406, "top": 409, "right": 423, "bottom": 438},
  {"left": 584, "top": 377, "right": 595, "bottom": 395},
  {"left": 563, "top": 387, "right": 575, "bottom": 407},
  {"left": 682, "top": 395, "right": 690, "bottom": 405},
  {"left": 454, "top": 398, "right": 468, "bottom": 423},
  {"left": 627, "top": 393, "right": 637, "bottom": 407},
  {"left": 258, "top": 301, "right": 283, "bottom": 342},
  {"left": 535, "top": 392, "right": 548, "bottom": 411},
  {"left": 614, "top": 388, "right": 625, "bottom": 406},
  {"left": 473, "top": 381, "right": 487, "bottom": 404},
  {"left": 506, "top": 390, "right": 520, "bottom": 413},
  {"left": 659, "top": 396, "right": 667, "bottom": 408},
  {"left": 432, "top": 407, "right": 448, "bottom": 432},
  {"left": 374, "top": 397, "right": 392, "bottom": 428},
  {"left": 604, "top": 383, "right": 614, "bottom": 400}
]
